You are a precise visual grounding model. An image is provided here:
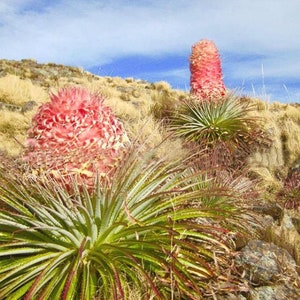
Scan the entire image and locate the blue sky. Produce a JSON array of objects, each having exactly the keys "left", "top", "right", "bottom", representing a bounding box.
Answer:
[{"left": 0, "top": 0, "right": 299, "bottom": 103}]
